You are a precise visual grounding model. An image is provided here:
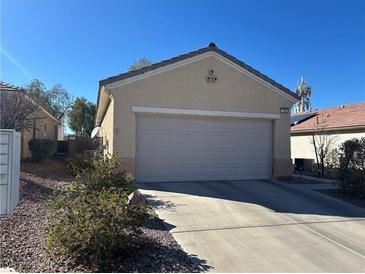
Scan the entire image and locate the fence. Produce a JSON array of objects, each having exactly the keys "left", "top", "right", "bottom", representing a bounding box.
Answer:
[
  {"left": 57, "top": 135, "right": 102, "bottom": 157},
  {"left": 0, "top": 129, "right": 20, "bottom": 217}
]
